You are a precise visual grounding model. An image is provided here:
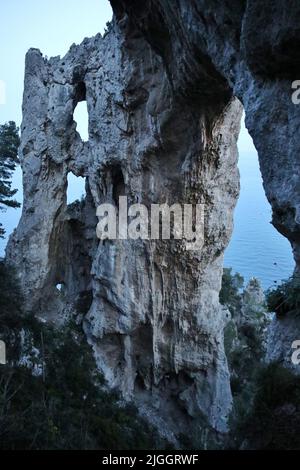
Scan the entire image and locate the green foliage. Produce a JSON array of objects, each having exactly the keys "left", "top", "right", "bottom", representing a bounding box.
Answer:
[
  {"left": 0, "top": 261, "right": 23, "bottom": 327},
  {"left": 0, "top": 261, "right": 24, "bottom": 361},
  {"left": 222, "top": 269, "right": 267, "bottom": 435},
  {"left": 266, "top": 275, "right": 300, "bottom": 317},
  {"left": 226, "top": 322, "right": 264, "bottom": 400},
  {"left": 0, "top": 121, "right": 20, "bottom": 237},
  {"left": 231, "top": 363, "right": 300, "bottom": 449},
  {"left": 221, "top": 270, "right": 266, "bottom": 379},
  {"left": 0, "top": 264, "right": 166, "bottom": 450},
  {"left": 224, "top": 320, "right": 237, "bottom": 357},
  {"left": 220, "top": 268, "right": 244, "bottom": 315}
]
